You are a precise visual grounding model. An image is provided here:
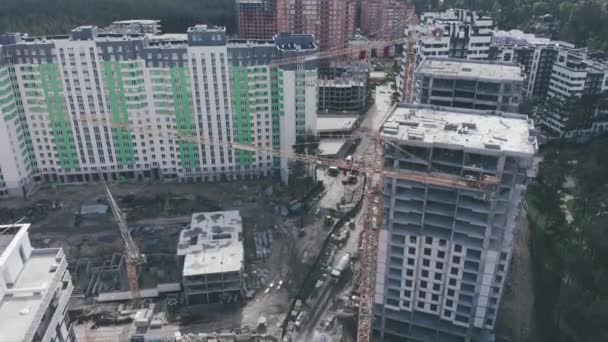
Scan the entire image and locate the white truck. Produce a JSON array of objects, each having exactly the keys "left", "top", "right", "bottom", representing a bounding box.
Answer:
[{"left": 329, "top": 253, "right": 351, "bottom": 281}]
